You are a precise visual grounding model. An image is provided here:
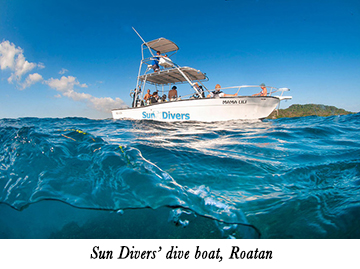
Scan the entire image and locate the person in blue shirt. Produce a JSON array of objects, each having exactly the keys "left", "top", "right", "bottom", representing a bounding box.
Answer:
[{"left": 151, "top": 51, "right": 161, "bottom": 72}]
